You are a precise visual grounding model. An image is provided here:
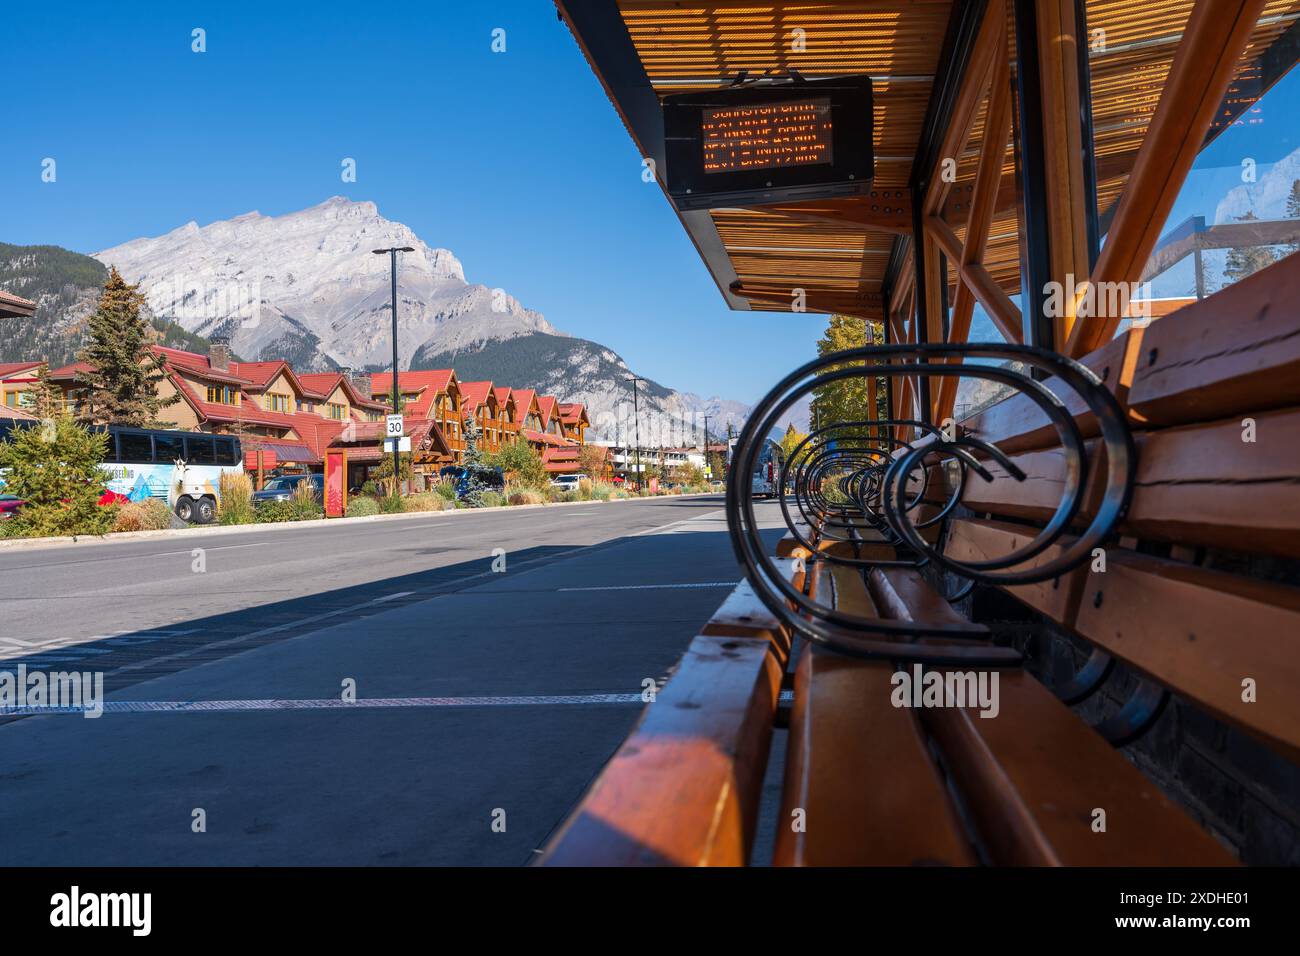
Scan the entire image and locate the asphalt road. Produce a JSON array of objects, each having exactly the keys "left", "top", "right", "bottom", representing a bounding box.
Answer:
[{"left": 0, "top": 495, "right": 786, "bottom": 865}]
